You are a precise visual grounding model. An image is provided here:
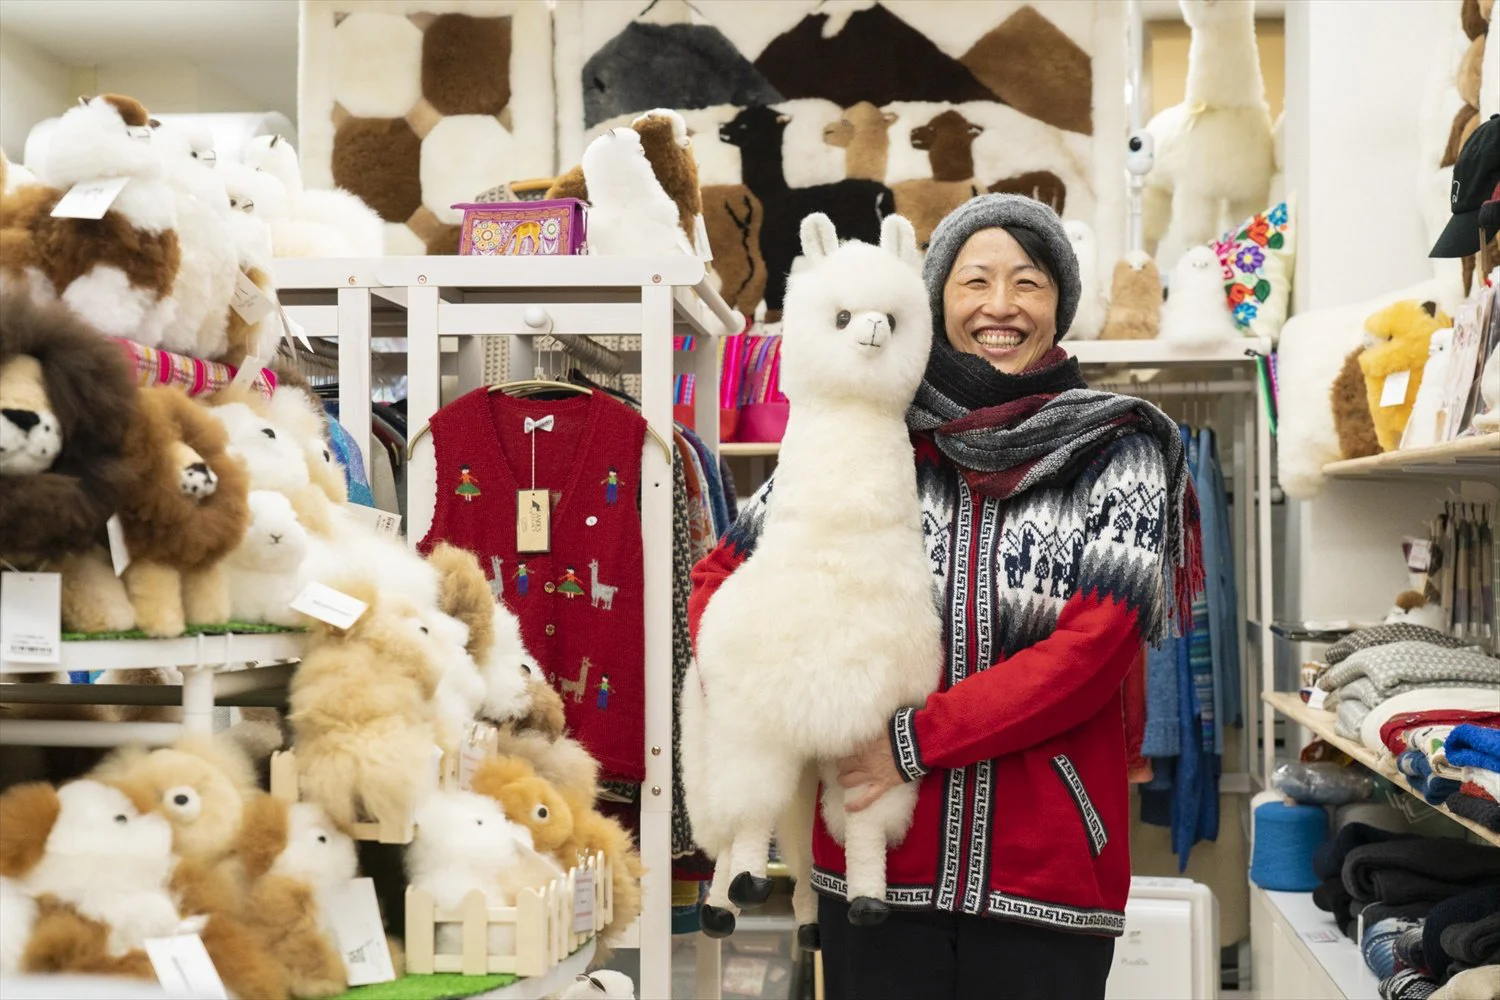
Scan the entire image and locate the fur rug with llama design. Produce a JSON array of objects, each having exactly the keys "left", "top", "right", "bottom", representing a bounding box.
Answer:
[{"left": 682, "top": 212, "right": 942, "bottom": 937}]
